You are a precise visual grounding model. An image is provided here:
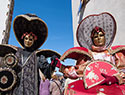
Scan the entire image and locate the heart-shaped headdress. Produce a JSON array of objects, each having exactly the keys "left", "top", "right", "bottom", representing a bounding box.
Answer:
[{"left": 13, "top": 14, "right": 48, "bottom": 51}]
